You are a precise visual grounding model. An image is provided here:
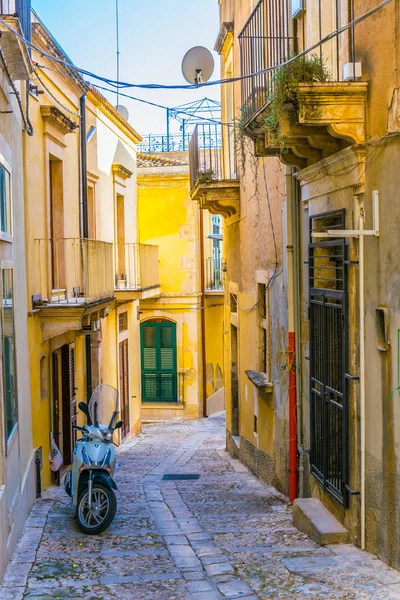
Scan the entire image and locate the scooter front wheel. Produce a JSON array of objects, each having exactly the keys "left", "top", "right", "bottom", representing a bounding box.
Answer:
[{"left": 76, "top": 483, "right": 116, "bottom": 534}]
